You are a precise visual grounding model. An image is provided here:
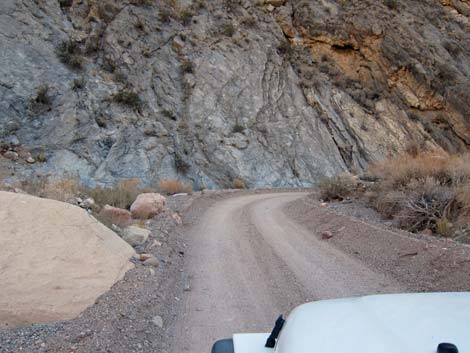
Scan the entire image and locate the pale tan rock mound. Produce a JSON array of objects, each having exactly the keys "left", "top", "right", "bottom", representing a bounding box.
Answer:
[
  {"left": 130, "top": 193, "right": 166, "bottom": 219},
  {"left": 0, "top": 191, "right": 135, "bottom": 328}
]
